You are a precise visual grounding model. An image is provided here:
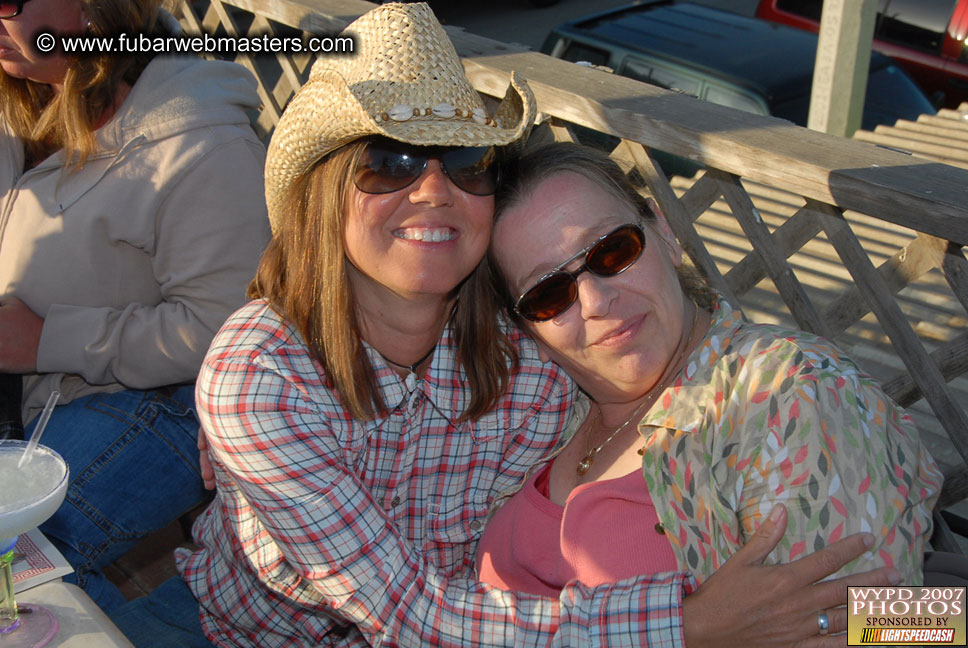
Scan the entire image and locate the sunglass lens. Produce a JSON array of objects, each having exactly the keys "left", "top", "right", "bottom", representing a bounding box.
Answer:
[
  {"left": 354, "top": 144, "right": 426, "bottom": 194},
  {"left": 517, "top": 272, "right": 578, "bottom": 322},
  {"left": 0, "top": 2, "right": 20, "bottom": 17},
  {"left": 587, "top": 226, "right": 645, "bottom": 276},
  {"left": 441, "top": 147, "right": 499, "bottom": 196}
]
